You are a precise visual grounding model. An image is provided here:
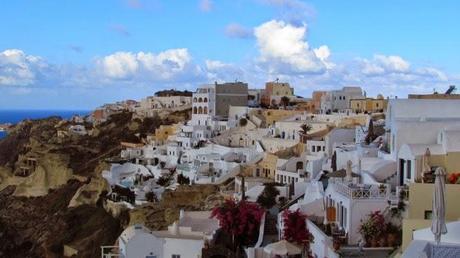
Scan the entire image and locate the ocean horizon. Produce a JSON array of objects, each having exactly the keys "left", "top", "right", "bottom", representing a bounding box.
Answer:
[{"left": 0, "top": 110, "right": 90, "bottom": 139}]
